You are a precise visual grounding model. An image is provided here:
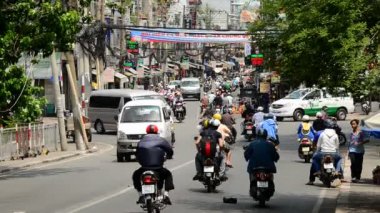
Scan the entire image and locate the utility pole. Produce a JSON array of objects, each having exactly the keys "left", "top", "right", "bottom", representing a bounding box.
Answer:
[
  {"left": 65, "top": 53, "right": 90, "bottom": 150},
  {"left": 50, "top": 49, "right": 68, "bottom": 151},
  {"left": 96, "top": 0, "right": 105, "bottom": 90}
]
